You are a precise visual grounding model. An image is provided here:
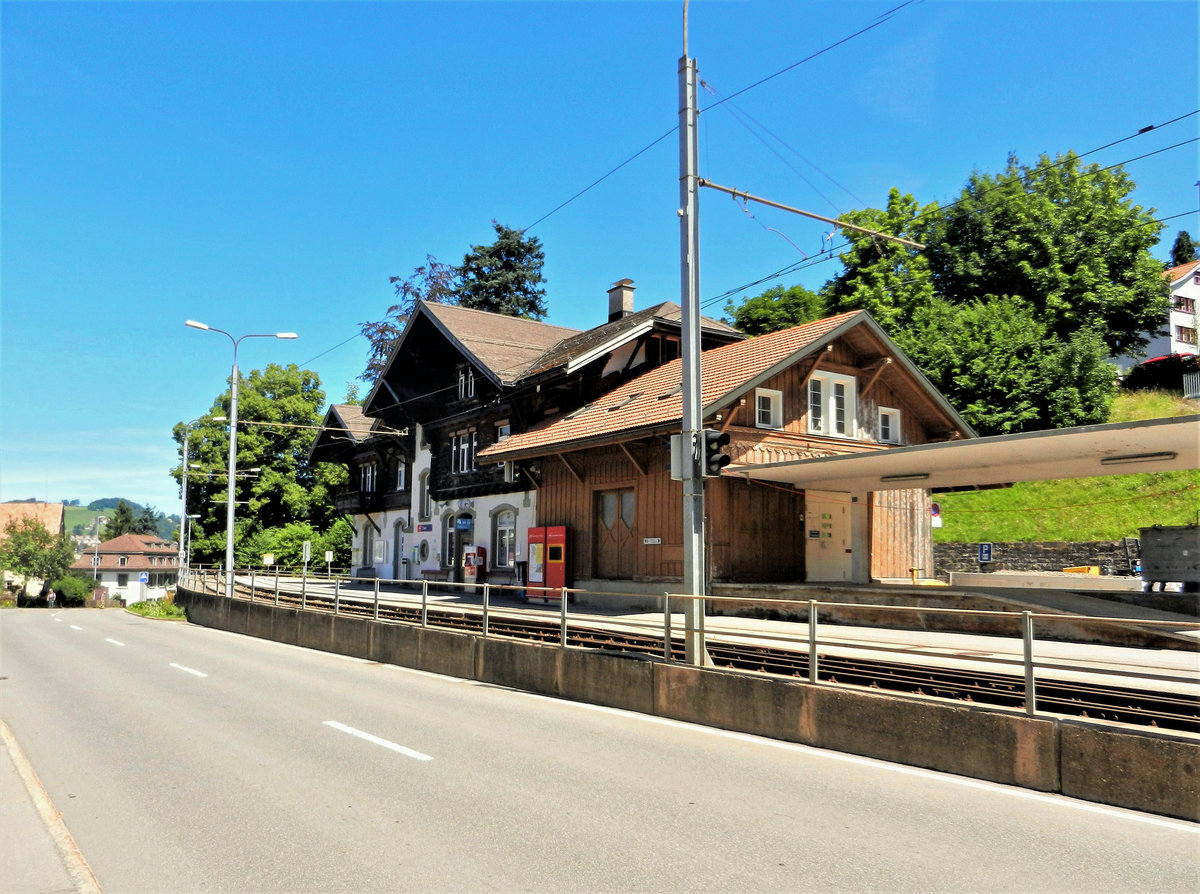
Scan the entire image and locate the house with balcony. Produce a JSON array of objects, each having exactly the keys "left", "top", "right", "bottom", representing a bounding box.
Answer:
[{"left": 313, "top": 279, "right": 741, "bottom": 585}]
